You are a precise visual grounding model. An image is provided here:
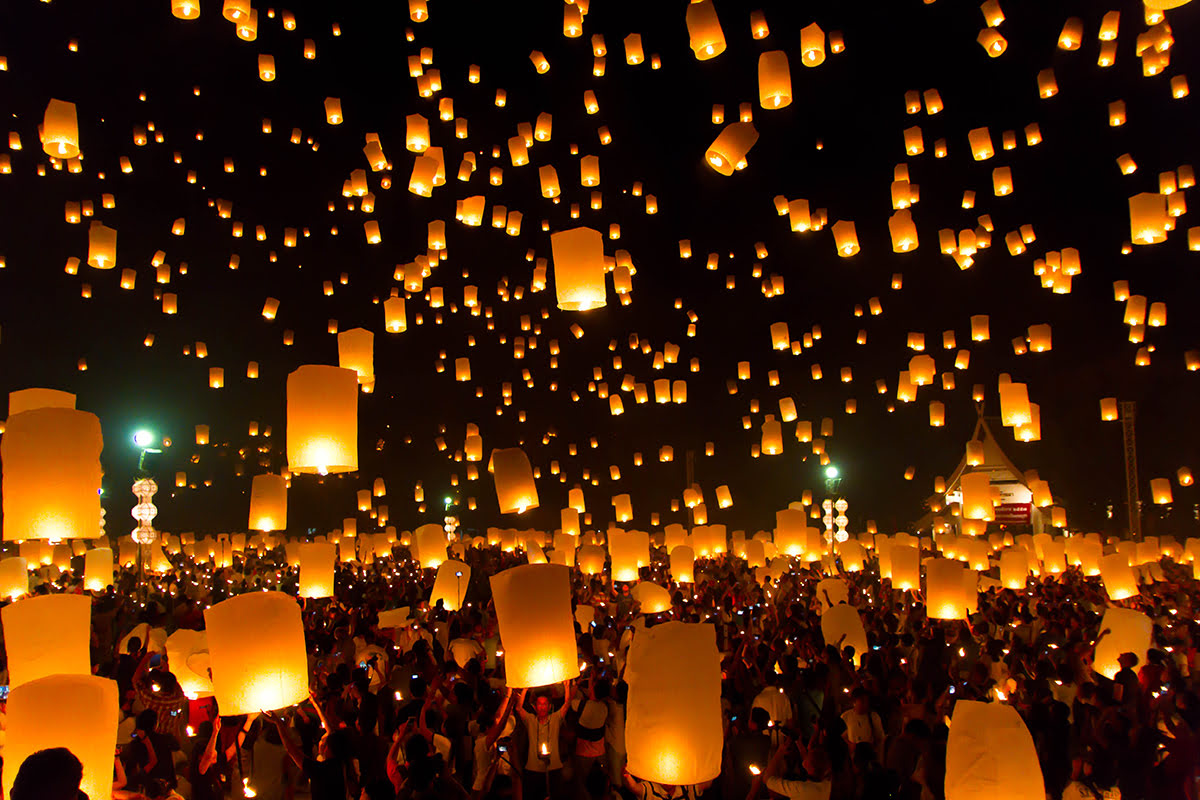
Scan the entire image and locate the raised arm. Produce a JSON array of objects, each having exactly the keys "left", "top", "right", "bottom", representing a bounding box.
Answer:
[{"left": 263, "top": 710, "right": 306, "bottom": 770}]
